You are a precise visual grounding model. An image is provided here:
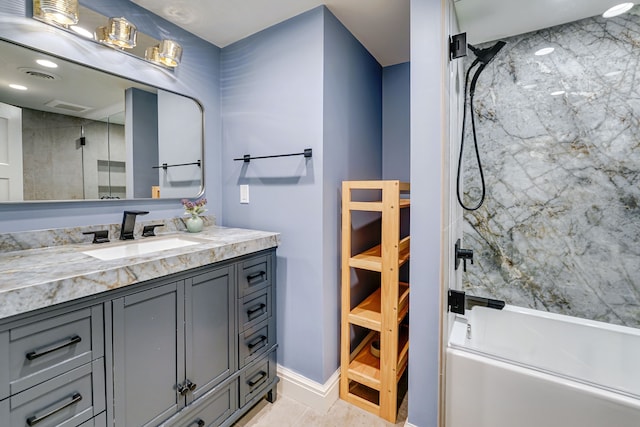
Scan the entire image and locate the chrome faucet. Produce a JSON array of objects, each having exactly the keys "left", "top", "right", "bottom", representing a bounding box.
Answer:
[{"left": 120, "top": 210, "right": 149, "bottom": 240}]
